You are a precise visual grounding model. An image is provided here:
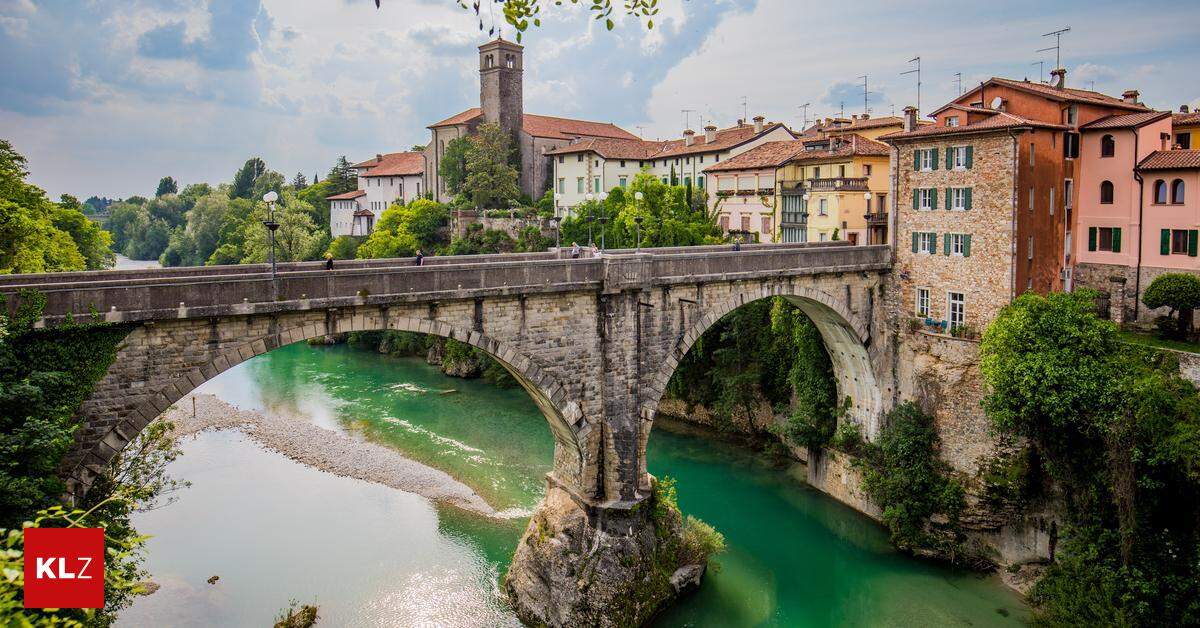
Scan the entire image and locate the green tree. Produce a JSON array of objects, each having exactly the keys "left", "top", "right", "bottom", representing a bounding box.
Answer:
[
  {"left": 462, "top": 122, "right": 520, "bottom": 209},
  {"left": 377, "top": 0, "right": 660, "bottom": 42},
  {"left": 291, "top": 172, "right": 308, "bottom": 190},
  {"left": 0, "top": 140, "right": 92, "bottom": 273},
  {"left": 250, "top": 170, "right": 286, "bottom": 203},
  {"left": 231, "top": 157, "right": 267, "bottom": 199},
  {"left": 52, "top": 203, "right": 115, "bottom": 269},
  {"left": 438, "top": 137, "right": 471, "bottom": 196},
  {"left": 155, "top": 176, "right": 178, "bottom": 197},
  {"left": 445, "top": 223, "right": 517, "bottom": 255},
  {"left": 240, "top": 192, "right": 324, "bottom": 263},
  {"left": 326, "top": 235, "right": 362, "bottom": 260},
  {"left": 325, "top": 156, "right": 356, "bottom": 195},
  {"left": 1142, "top": 273, "right": 1200, "bottom": 340},
  {"left": 357, "top": 199, "right": 450, "bottom": 259}
]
